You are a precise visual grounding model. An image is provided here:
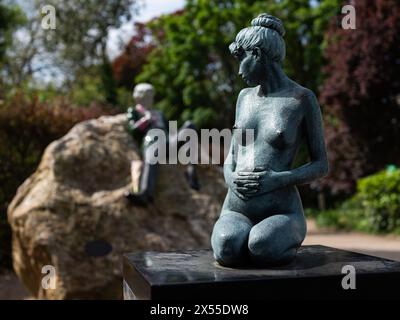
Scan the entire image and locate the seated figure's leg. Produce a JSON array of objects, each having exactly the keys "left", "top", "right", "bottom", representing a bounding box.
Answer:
[
  {"left": 248, "top": 212, "right": 306, "bottom": 266},
  {"left": 125, "top": 136, "right": 159, "bottom": 205},
  {"left": 211, "top": 211, "right": 253, "bottom": 267},
  {"left": 140, "top": 142, "right": 159, "bottom": 201}
]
